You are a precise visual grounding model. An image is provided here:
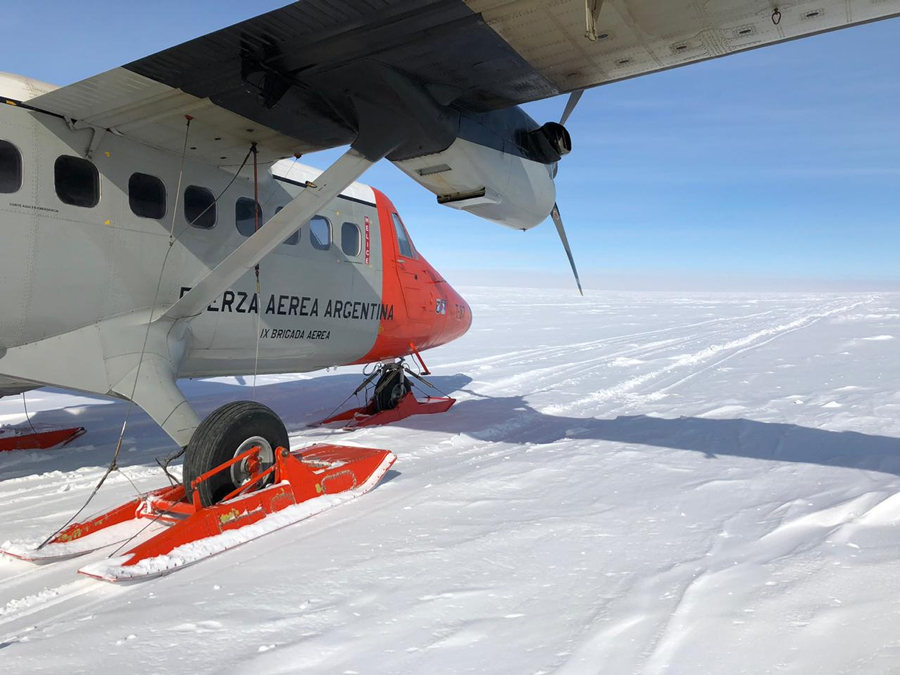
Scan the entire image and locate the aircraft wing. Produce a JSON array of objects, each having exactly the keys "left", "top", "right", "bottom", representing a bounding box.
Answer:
[
  {"left": 23, "top": 0, "right": 900, "bottom": 166},
  {"left": 473, "top": 0, "right": 900, "bottom": 99}
]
